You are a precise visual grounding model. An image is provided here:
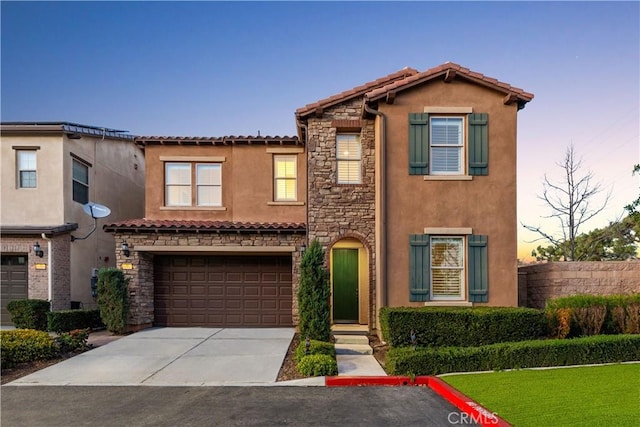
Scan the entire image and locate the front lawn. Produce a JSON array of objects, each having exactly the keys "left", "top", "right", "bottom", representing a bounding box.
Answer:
[{"left": 442, "top": 363, "right": 640, "bottom": 427}]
